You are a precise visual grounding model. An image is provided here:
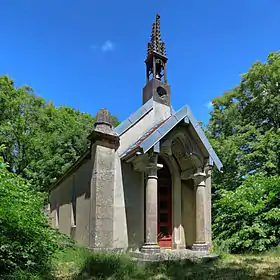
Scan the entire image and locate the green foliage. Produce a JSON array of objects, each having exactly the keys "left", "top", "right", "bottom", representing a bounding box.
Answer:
[
  {"left": 214, "top": 174, "right": 280, "bottom": 253},
  {"left": 0, "top": 75, "right": 119, "bottom": 191},
  {"left": 207, "top": 51, "right": 280, "bottom": 253},
  {"left": 26, "top": 104, "right": 94, "bottom": 191},
  {"left": 208, "top": 51, "right": 280, "bottom": 191},
  {"left": 0, "top": 147, "right": 66, "bottom": 277}
]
